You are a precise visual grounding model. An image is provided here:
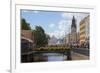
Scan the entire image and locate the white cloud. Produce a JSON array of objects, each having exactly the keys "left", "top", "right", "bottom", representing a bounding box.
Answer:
[
  {"left": 49, "top": 23, "right": 55, "bottom": 28},
  {"left": 22, "top": 10, "right": 39, "bottom": 14},
  {"left": 33, "top": 11, "right": 39, "bottom": 13},
  {"left": 58, "top": 20, "right": 66, "bottom": 30},
  {"left": 61, "top": 12, "right": 89, "bottom": 20},
  {"left": 30, "top": 24, "right": 43, "bottom": 30},
  {"left": 48, "top": 20, "right": 71, "bottom": 39},
  {"left": 48, "top": 30, "right": 65, "bottom": 39},
  {"left": 22, "top": 10, "right": 29, "bottom": 13},
  {"left": 58, "top": 19, "right": 72, "bottom": 35},
  {"left": 30, "top": 24, "right": 35, "bottom": 30},
  {"left": 61, "top": 13, "right": 73, "bottom": 20}
]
